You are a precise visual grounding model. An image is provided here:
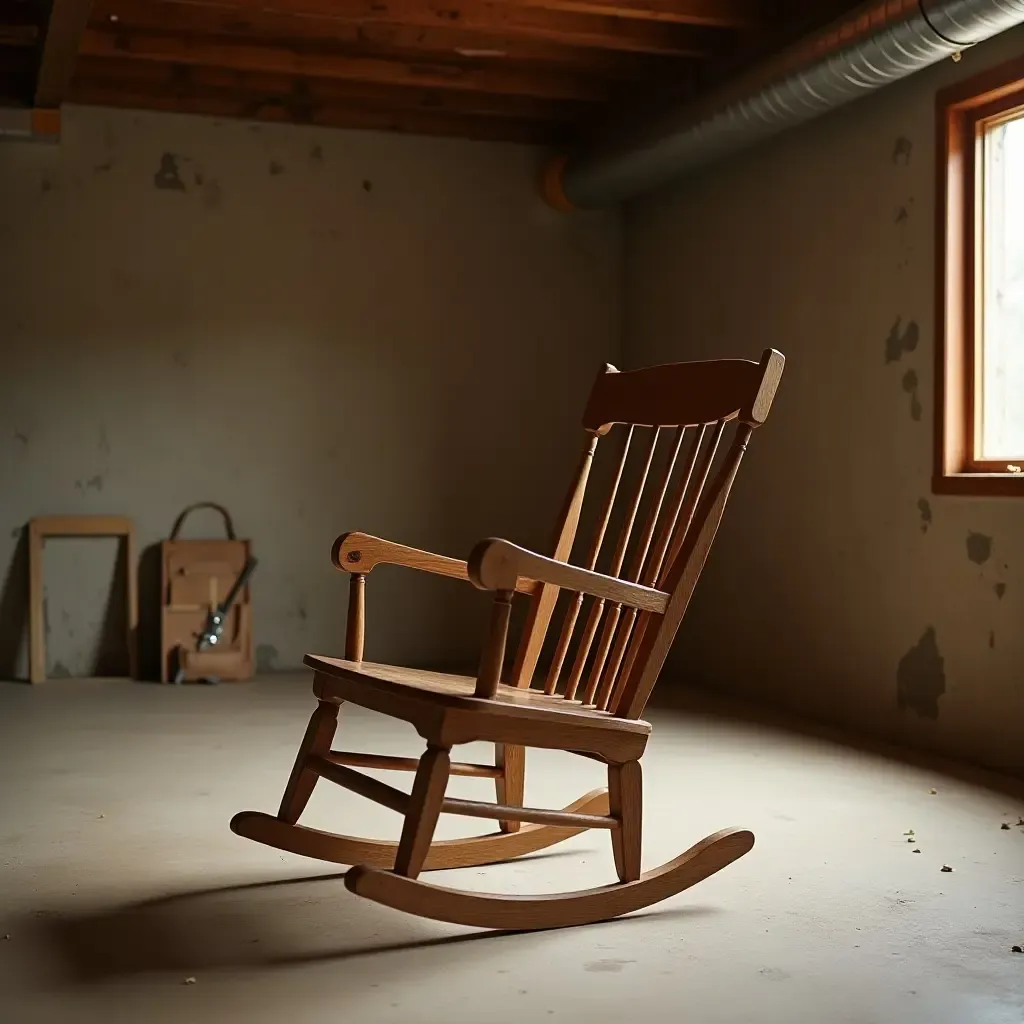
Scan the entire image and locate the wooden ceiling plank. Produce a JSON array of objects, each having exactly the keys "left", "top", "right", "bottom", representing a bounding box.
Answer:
[
  {"left": 89, "top": 0, "right": 695, "bottom": 75},
  {"left": 80, "top": 27, "right": 611, "bottom": 100},
  {"left": 68, "top": 77, "right": 569, "bottom": 143},
  {"left": 111, "top": 0, "right": 726, "bottom": 57},
  {"left": 507, "top": 0, "right": 765, "bottom": 27},
  {"left": 73, "top": 53, "right": 594, "bottom": 120},
  {"left": 36, "top": 0, "right": 96, "bottom": 106}
]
